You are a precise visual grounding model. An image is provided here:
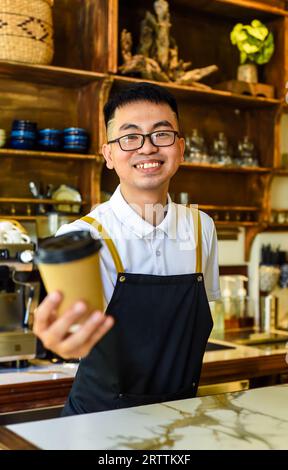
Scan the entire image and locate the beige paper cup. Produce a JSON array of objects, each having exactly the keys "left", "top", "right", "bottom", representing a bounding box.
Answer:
[{"left": 36, "top": 231, "right": 103, "bottom": 322}]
